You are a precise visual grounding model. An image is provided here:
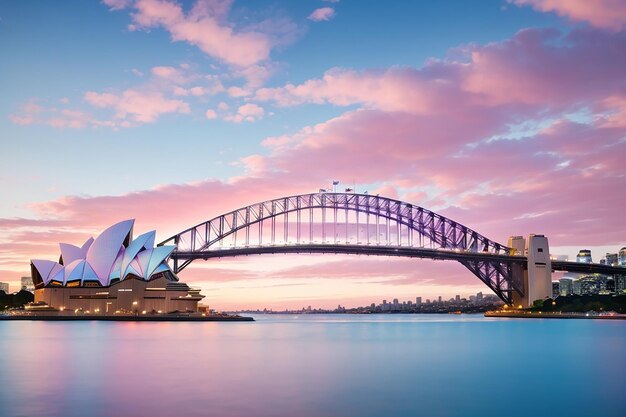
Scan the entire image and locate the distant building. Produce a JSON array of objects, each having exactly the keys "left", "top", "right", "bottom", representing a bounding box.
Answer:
[
  {"left": 415, "top": 297, "right": 422, "bottom": 307},
  {"left": 455, "top": 295, "right": 460, "bottom": 302},
  {"left": 572, "top": 279, "right": 582, "bottom": 295},
  {"left": 619, "top": 247, "right": 626, "bottom": 266},
  {"left": 21, "top": 276, "right": 34, "bottom": 292},
  {"left": 616, "top": 276, "right": 626, "bottom": 294},
  {"left": 0, "top": 282, "right": 9, "bottom": 293},
  {"left": 576, "top": 249, "right": 592, "bottom": 263},
  {"left": 438, "top": 296, "right": 442, "bottom": 303},
  {"left": 559, "top": 278, "right": 573, "bottom": 296},
  {"left": 552, "top": 281, "right": 560, "bottom": 298},
  {"left": 606, "top": 253, "right": 618, "bottom": 266},
  {"left": 476, "top": 292, "right": 483, "bottom": 301}
]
